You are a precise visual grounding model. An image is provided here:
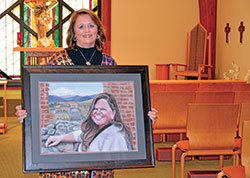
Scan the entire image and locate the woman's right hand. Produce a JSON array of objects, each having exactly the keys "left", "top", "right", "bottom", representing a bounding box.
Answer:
[
  {"left": 148, "top": 108, "right": 158, "bottom": 123},
  {"left": 45, "top": 135, "right": 63, "bottom": 148},
  {"left": 16, "top": 105, "right": 27, "bottom": 124}
]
